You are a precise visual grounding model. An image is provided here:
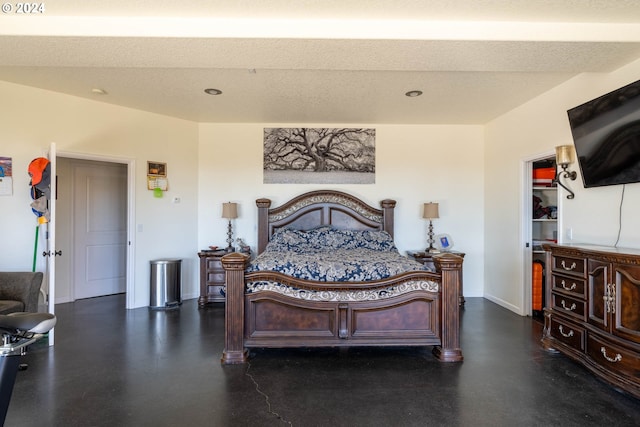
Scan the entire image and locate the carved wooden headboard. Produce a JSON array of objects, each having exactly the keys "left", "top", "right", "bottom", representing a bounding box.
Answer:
[{"left": 256, "top": 190, "right": 396, "bottom": 254}]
